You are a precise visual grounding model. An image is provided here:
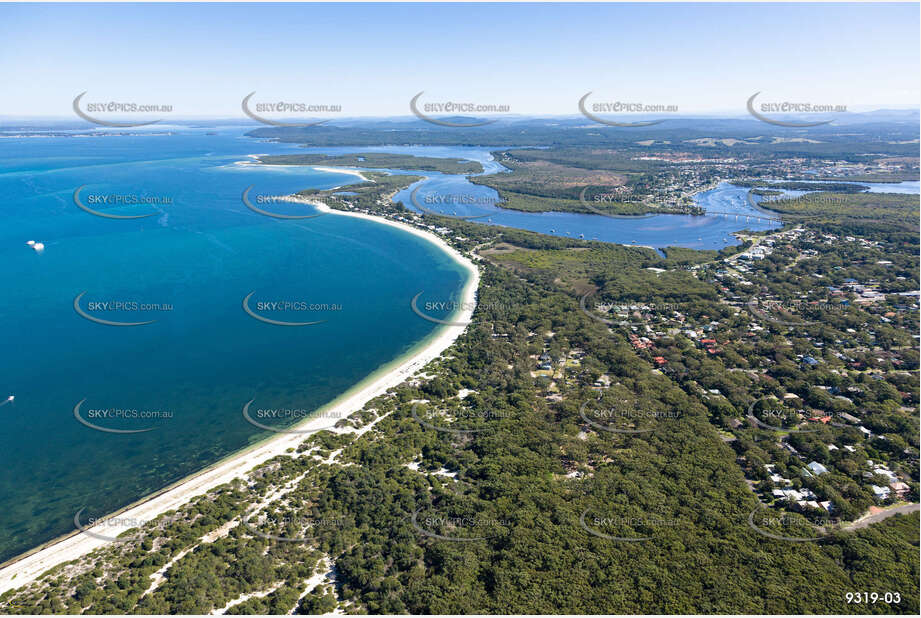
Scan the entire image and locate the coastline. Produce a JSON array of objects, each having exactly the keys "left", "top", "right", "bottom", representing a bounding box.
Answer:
[
  {"left": 311, "top": 166, "right": 369, "bottom": 182},
  {"left": 234, "top": 158, "right": 370, "bottom": 182},
  {"left": 0, "top": 191, "right": 479, "bottom": 596}
]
